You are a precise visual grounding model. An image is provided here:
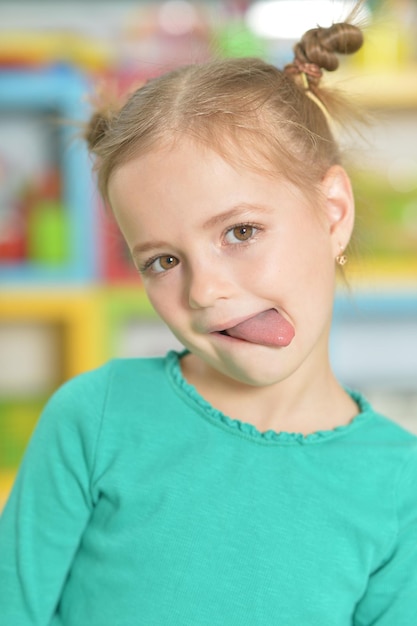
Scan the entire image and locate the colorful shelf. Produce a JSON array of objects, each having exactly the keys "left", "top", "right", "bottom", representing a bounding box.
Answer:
[{"left": 0, "top": 67, "right": 97, "bottom": 283}]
